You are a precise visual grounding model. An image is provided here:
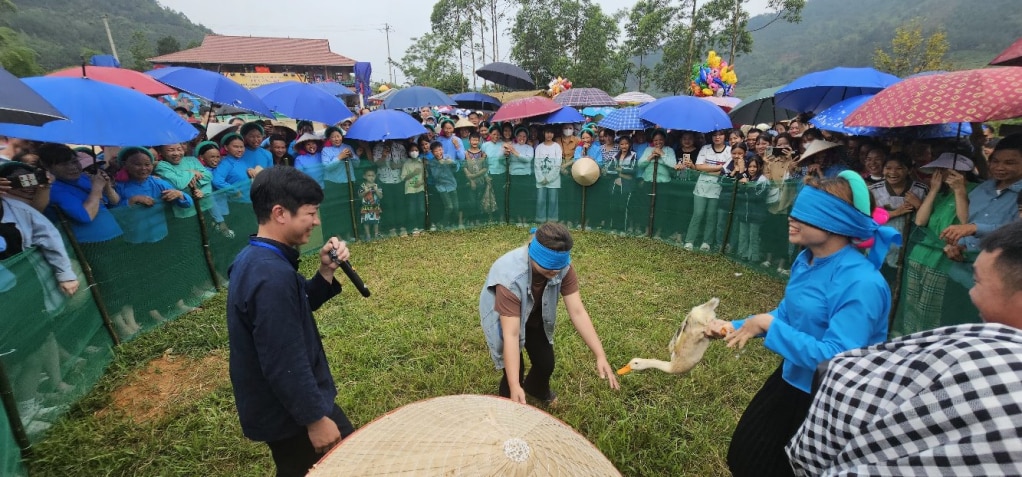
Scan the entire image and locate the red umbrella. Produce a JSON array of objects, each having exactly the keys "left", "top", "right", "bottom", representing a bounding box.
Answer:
[
  {"left": 47, "top": 65, "right": 176, "bottom": 96},
  {"left": 990, "top": 38, "right": 1022, "bottom": 67},
  {"left": 490, "top": 96, "right": 562, "bottom": 122},
  {"left": 844, "top": 67, "right": 1022, "bottom": 127}
]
